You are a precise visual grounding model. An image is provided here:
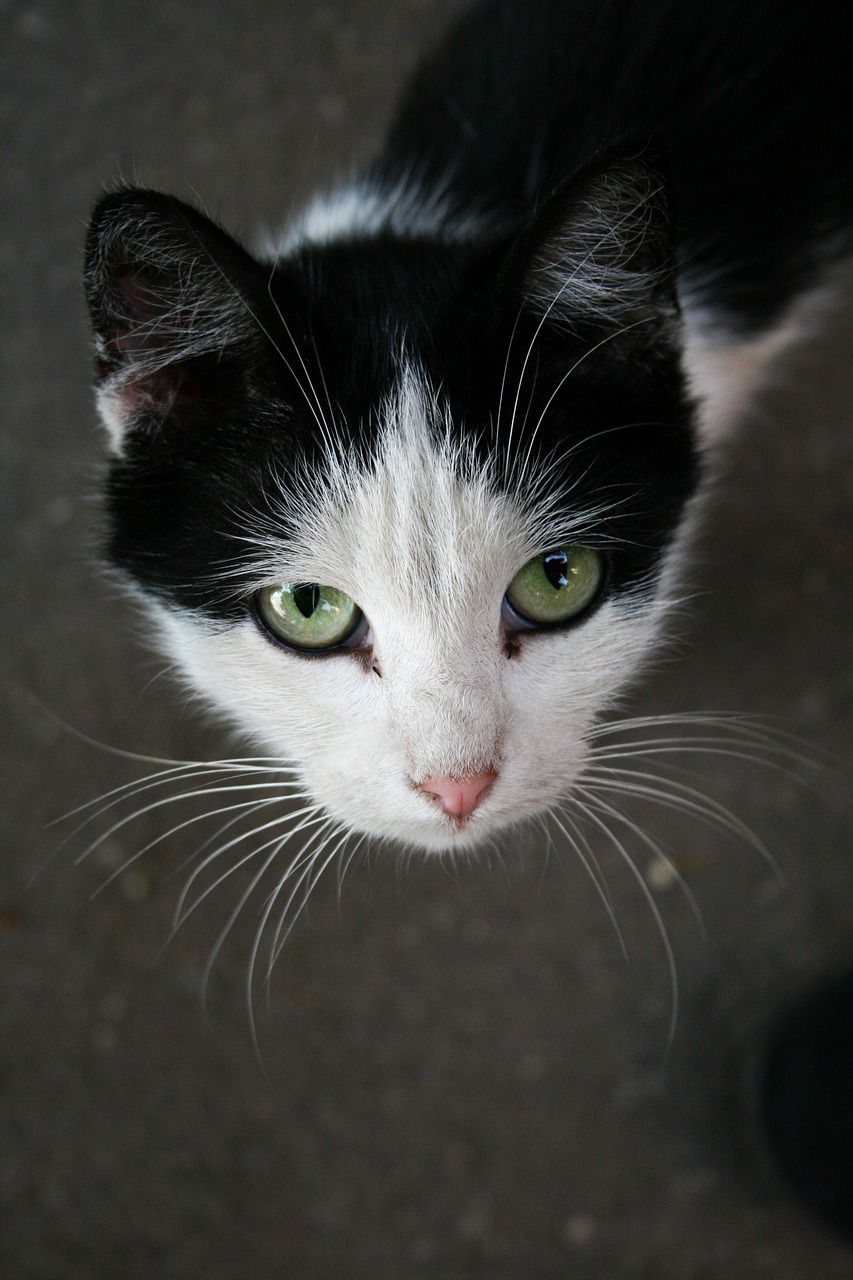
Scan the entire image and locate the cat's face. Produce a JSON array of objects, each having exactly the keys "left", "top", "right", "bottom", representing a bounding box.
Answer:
[
  {"left": 150, "top": 375, "right": 679, "bottom": 850},
  {"left": 84, "top": 161, "right": 699, "bottom": 854}
]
